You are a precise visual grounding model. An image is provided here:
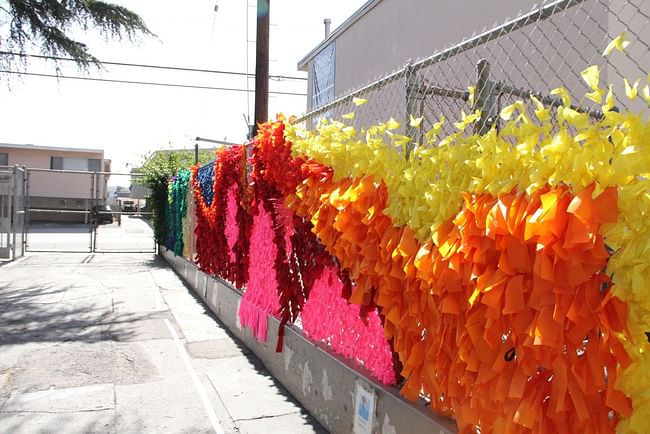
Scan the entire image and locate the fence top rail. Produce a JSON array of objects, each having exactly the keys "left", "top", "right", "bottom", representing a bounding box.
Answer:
[
  {"left": 293, "top": 68, "right": 404, "bottom": 123},
  {"left": 0, "top": 164, "right": 26, "bottom": 172},
  {"left": 28, "top": 209, "right": 91, "bottom": 214},
  {"left": 28, "top": 208, "right": 153, "bottom": 214},
  {"left": 26, "top": 167, "right": 145, "bottom": 177},
  {"left": 294, "top": 0, "right": 586, "bottom": 123}
]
